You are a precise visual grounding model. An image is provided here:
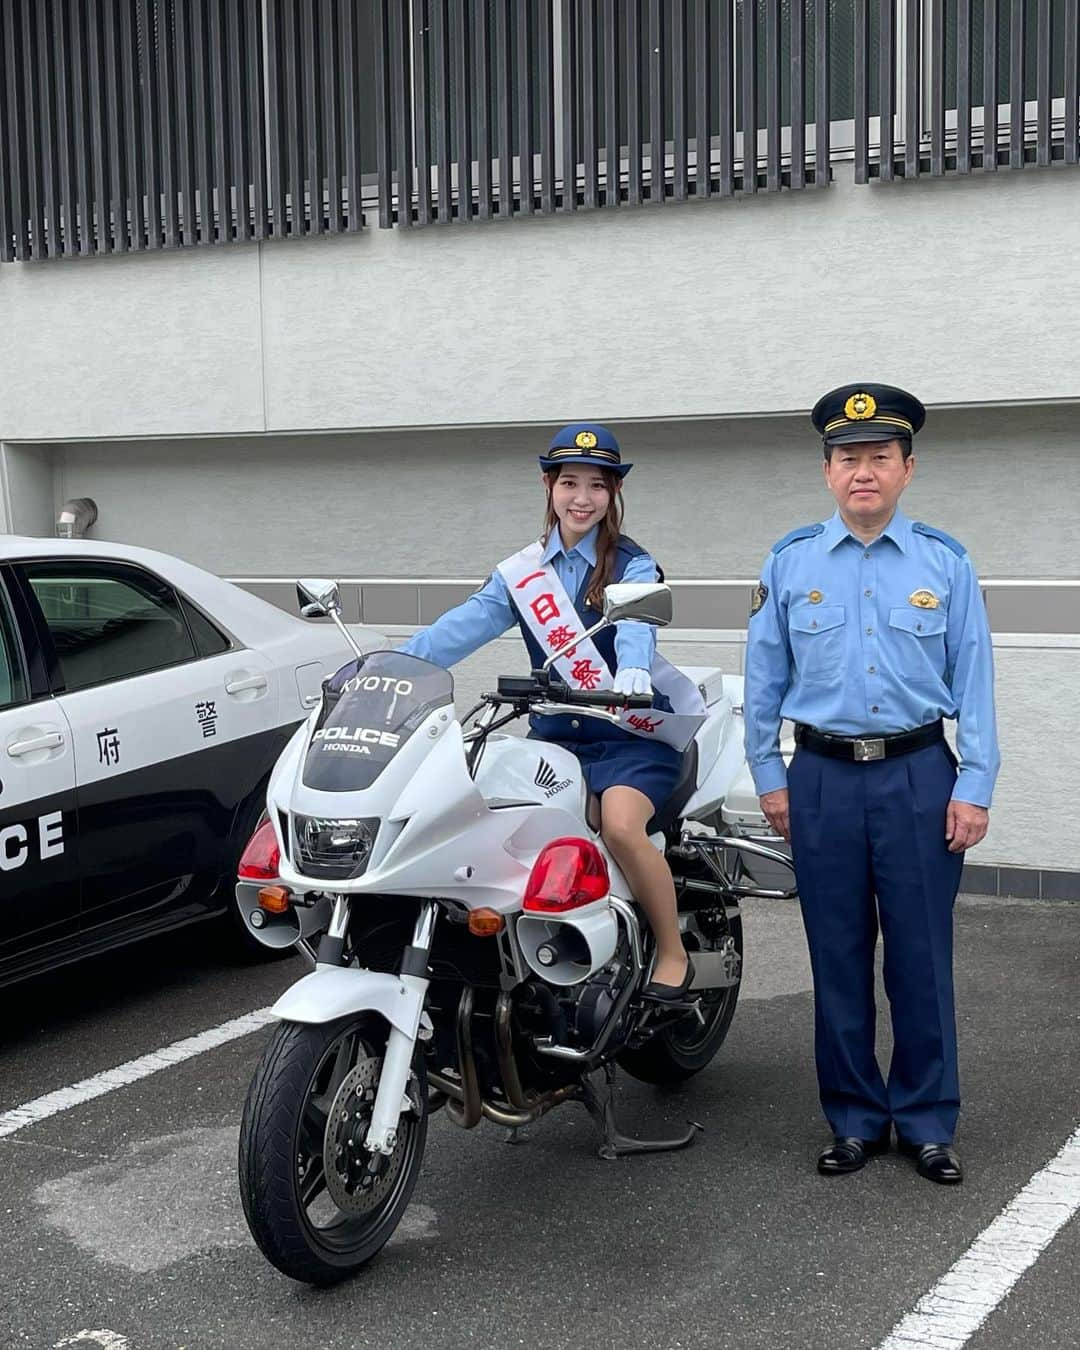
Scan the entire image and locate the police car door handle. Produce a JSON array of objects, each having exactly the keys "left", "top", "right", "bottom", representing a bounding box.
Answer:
[
  {"left": 225, "top": 673, "right": 269, "bottom": 695},
  {"left": 8, "top": 731, "right": 65, "bottom": 757}
]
